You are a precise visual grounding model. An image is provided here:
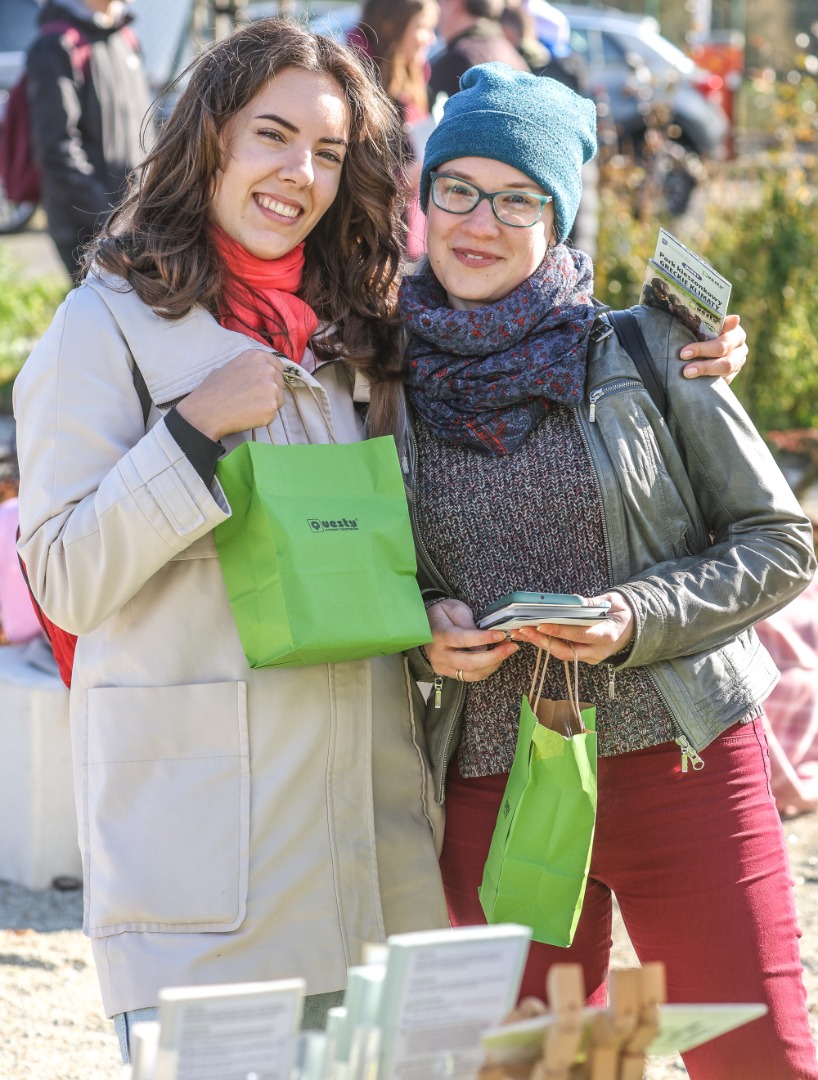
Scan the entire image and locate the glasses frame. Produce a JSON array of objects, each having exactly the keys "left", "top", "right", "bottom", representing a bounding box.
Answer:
[{"left": 429, "top": 171, "right": 554, "bottom": 228}]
